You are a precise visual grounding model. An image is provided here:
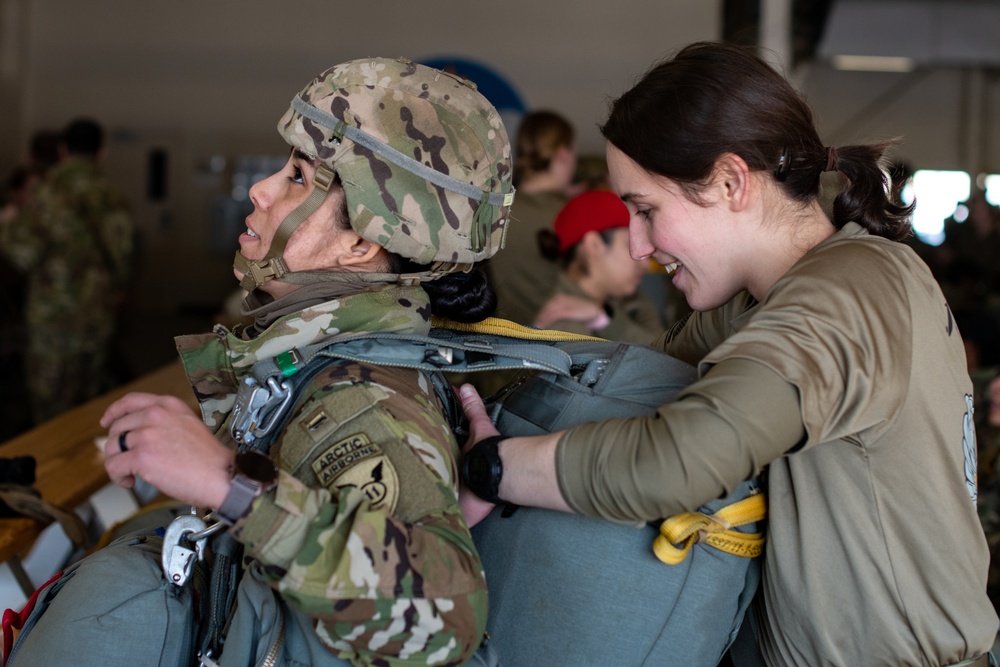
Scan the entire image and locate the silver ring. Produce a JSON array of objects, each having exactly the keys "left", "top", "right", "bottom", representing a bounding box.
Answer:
[{"left": 118, "top": 430, "right": 129, "bottom": 452}]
